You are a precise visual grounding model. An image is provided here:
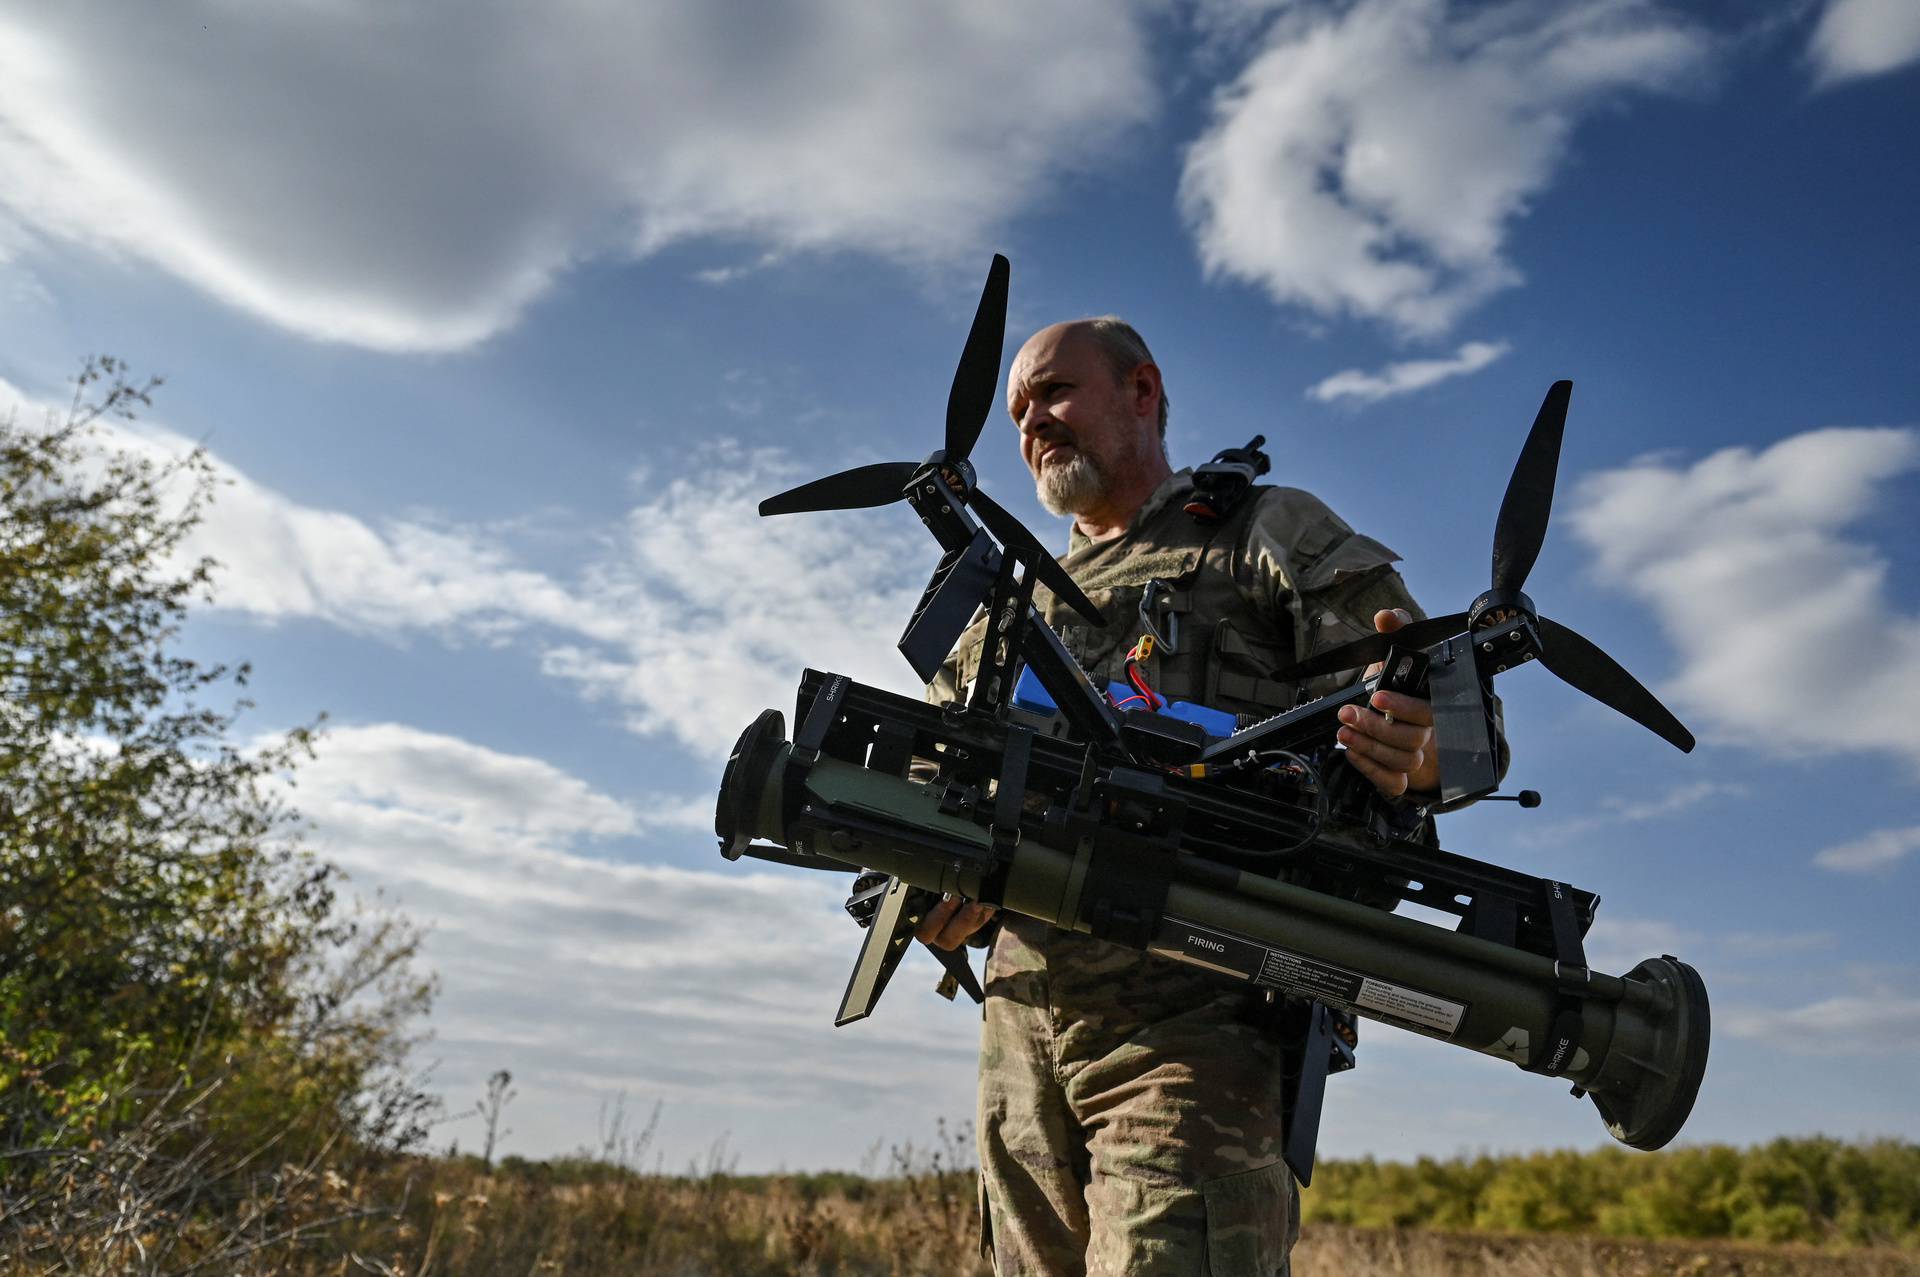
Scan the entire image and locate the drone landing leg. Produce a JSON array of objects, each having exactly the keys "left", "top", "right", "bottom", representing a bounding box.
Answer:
[
  {"left": 835, "top": 876, "right": 919, "bottom": 1026},
  {"left": 1430, "top": 636, "right": 1501, "bottom": 805},
  {"left": 899, "top": 529, "right": 1002, "bottom": 684},
  {"left": 1282, "top": 999, "right": 1351, "bottom": 1187},
  {"left": 968, "top": 544, "right": 1037, "bottom": 715}
]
